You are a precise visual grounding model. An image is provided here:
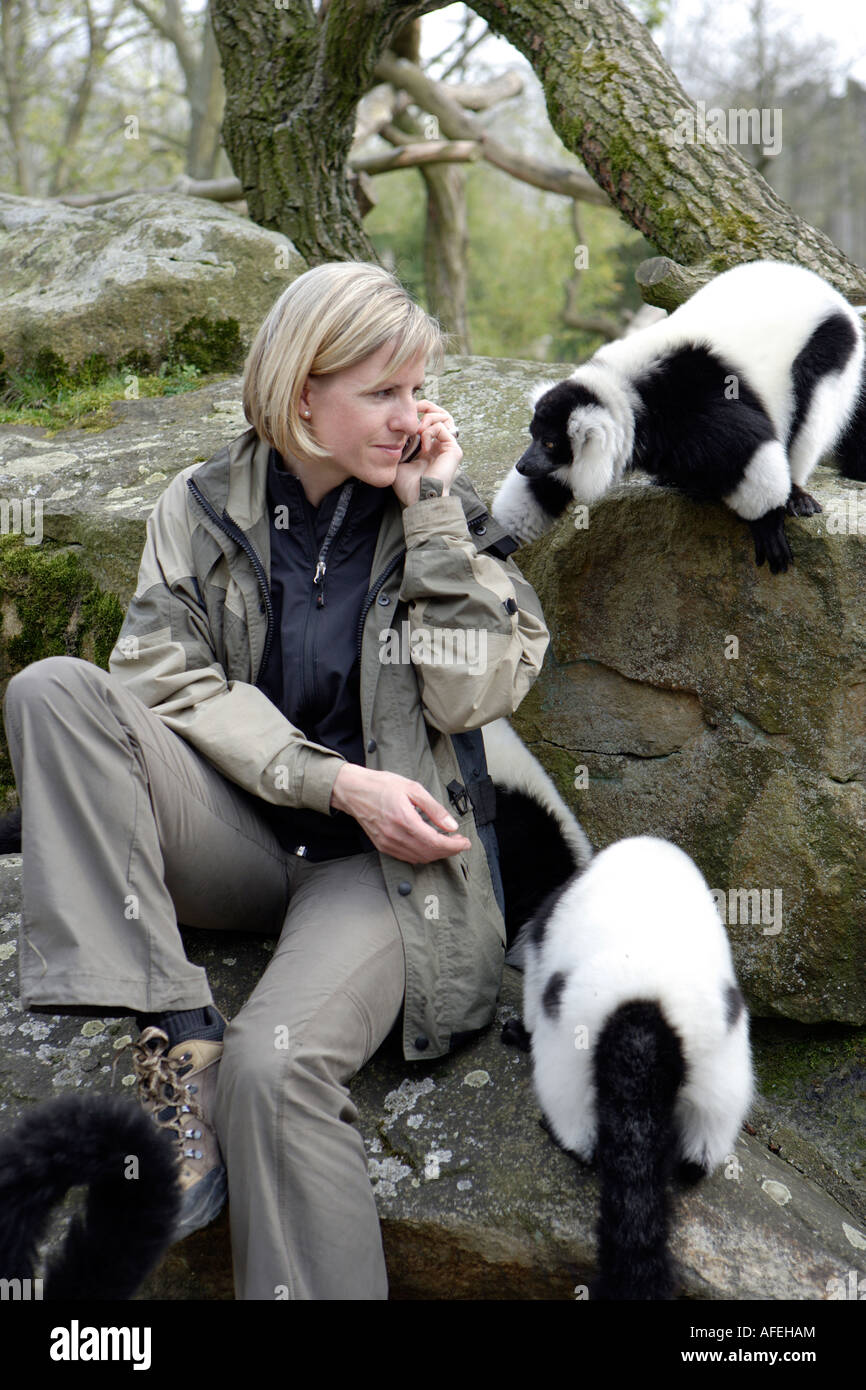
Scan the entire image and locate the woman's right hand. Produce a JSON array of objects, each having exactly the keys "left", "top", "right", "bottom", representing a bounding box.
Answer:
[{"left": 330, "top": 763, "right": 472, "bottom": 863}]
